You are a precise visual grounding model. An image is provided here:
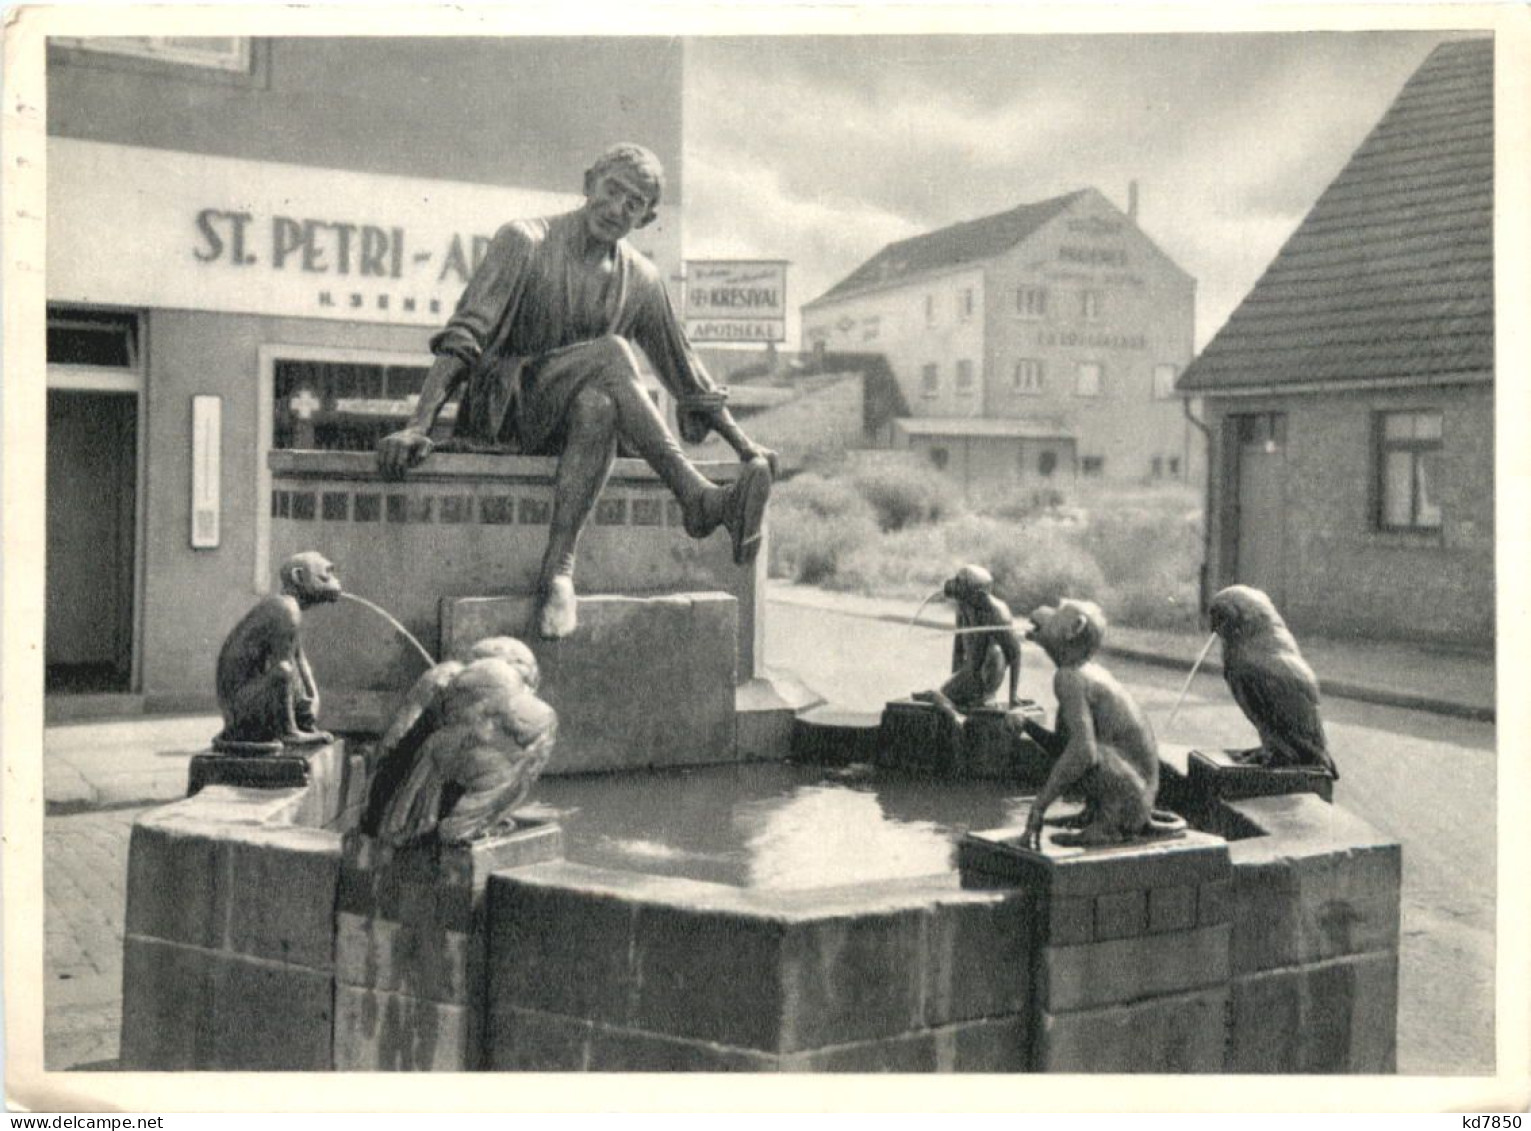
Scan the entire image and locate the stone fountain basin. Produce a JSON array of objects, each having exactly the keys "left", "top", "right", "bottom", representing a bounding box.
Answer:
[{"left": 117, "top": 739, "right": 1399, "bottom": 1074}]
